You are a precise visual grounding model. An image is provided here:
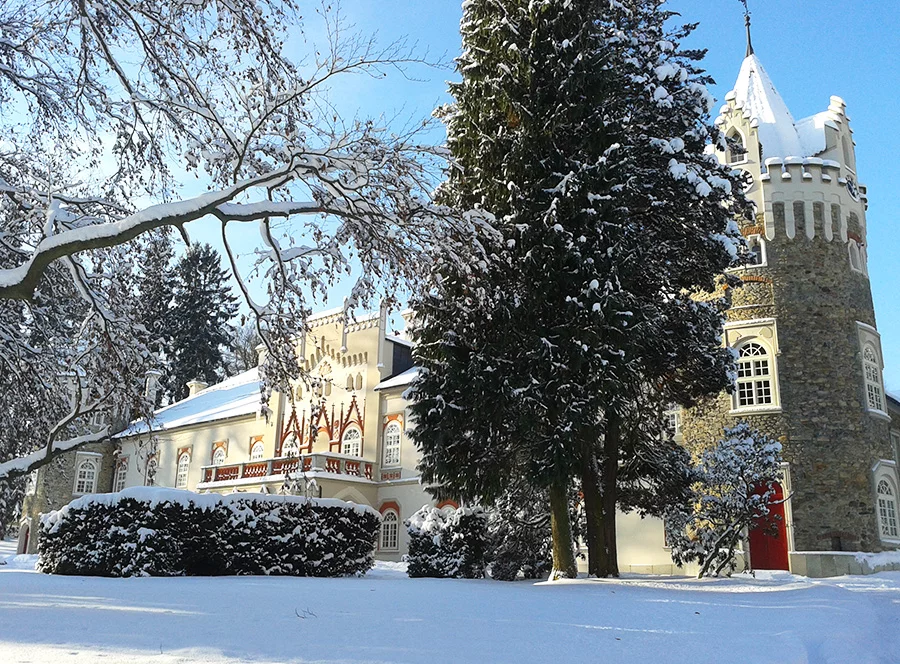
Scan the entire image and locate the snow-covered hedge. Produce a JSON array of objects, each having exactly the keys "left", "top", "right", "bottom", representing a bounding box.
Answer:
[
  {"left": 38, "top": 487, "right": 380, "bottom": 577},
  {"left": 405, "top": 506, "right": 488, "bottom": 578}
]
